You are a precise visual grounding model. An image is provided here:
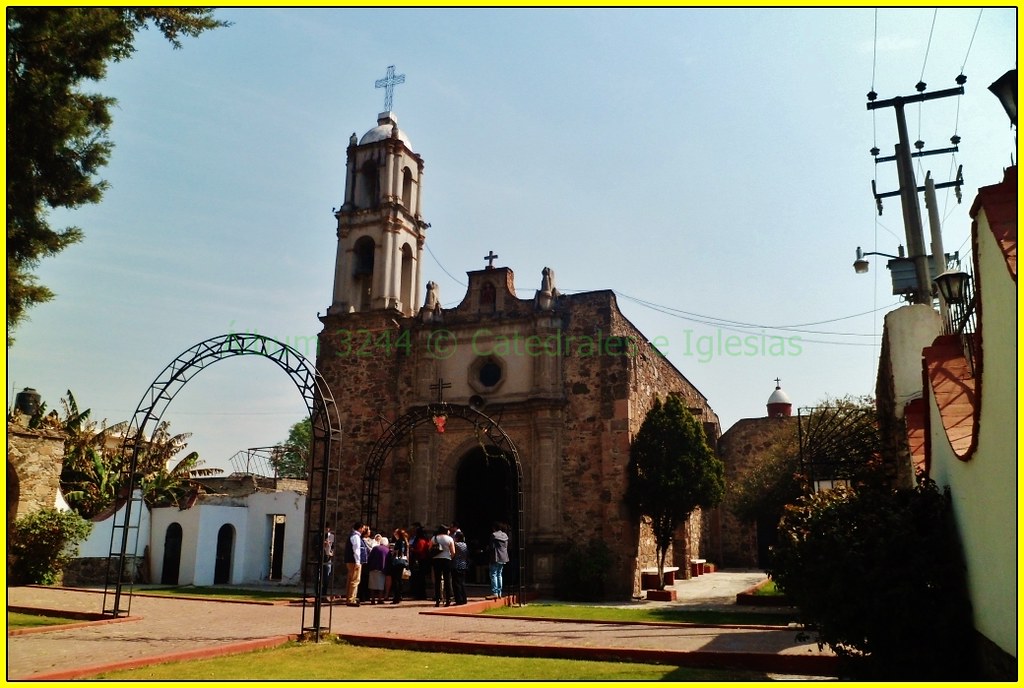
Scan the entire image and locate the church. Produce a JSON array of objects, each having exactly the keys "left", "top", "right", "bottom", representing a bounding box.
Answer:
[{"left": 314, "top": 107, "right": 722, "bottom": 598}]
